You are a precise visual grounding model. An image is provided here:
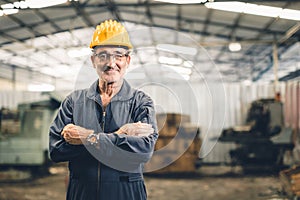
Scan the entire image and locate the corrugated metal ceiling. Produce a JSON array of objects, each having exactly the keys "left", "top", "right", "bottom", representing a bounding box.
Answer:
[{"left": 0, "top": 0, "right": 299, "bottom": 90}]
